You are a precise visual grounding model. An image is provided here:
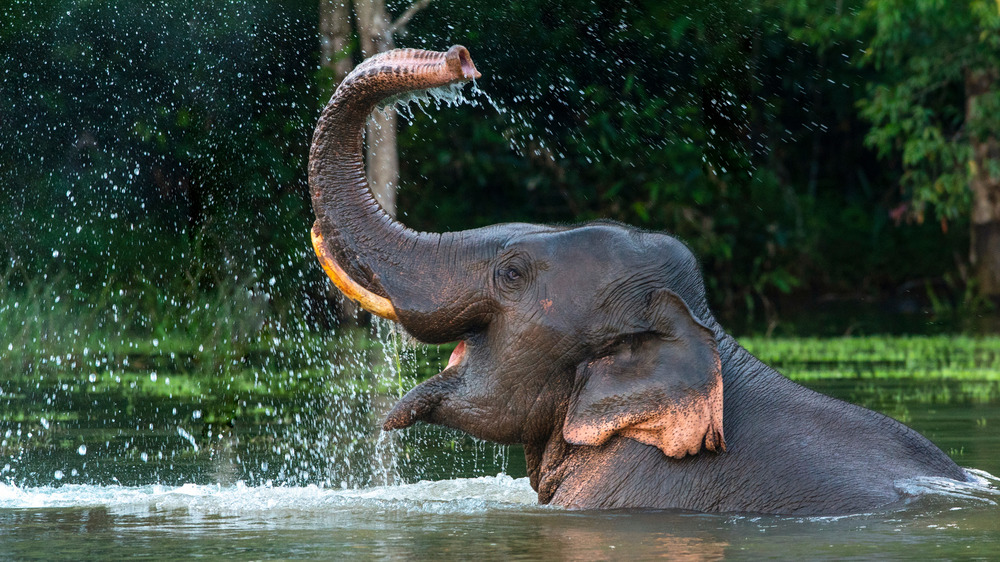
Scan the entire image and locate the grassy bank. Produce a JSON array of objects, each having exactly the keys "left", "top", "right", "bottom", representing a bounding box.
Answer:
[
  {"left": 3, "top": 273, "right": 999, "bottom": 410},
  {"left": 741, "top": 336, "right": 1000, "bottom": 381}
]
